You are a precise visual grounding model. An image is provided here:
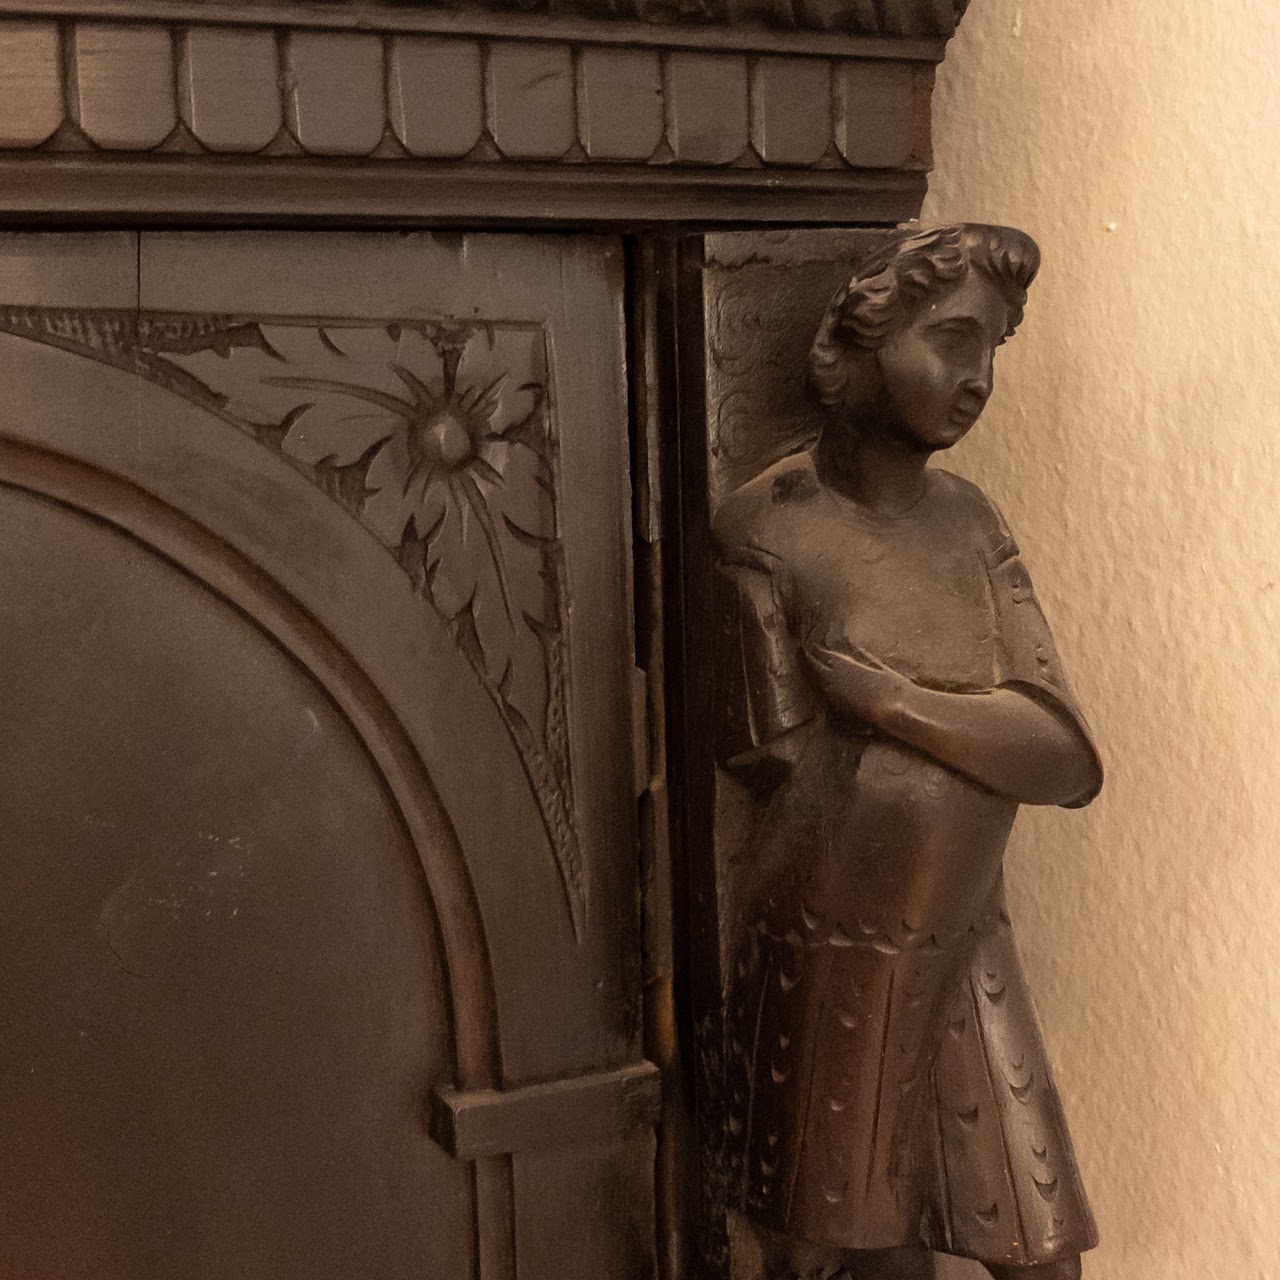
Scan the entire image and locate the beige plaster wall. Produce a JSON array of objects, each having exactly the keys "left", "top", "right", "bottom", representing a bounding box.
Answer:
[{"left": 922, "top": 2, "right": 1280, "bottom": 1277}]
